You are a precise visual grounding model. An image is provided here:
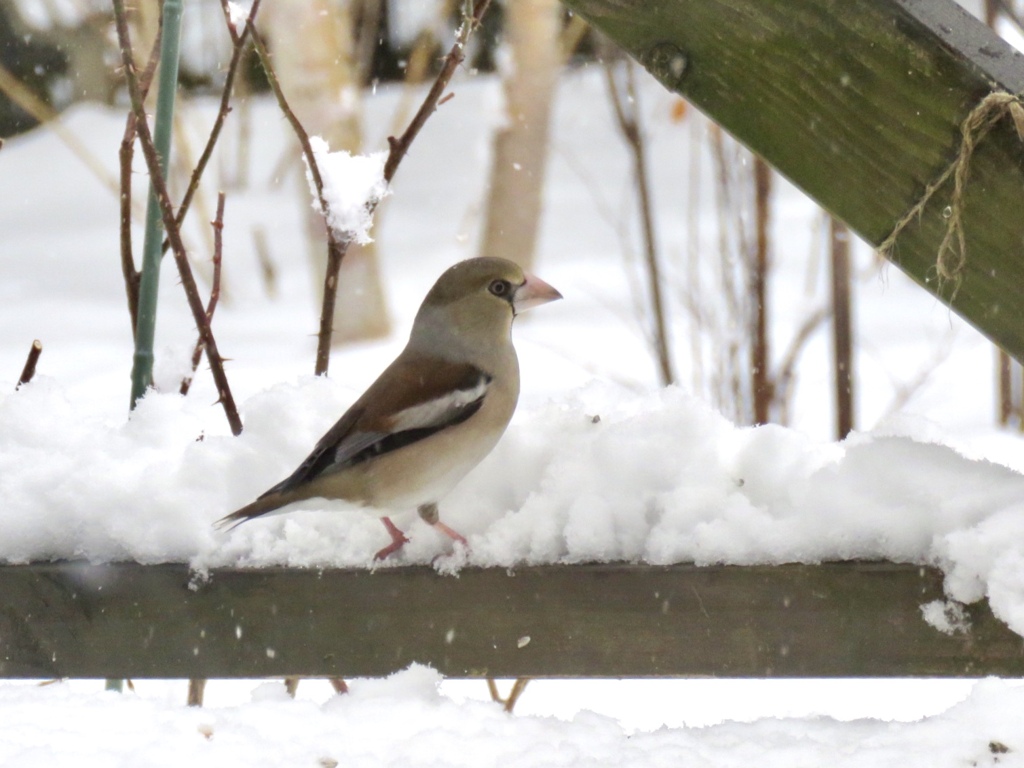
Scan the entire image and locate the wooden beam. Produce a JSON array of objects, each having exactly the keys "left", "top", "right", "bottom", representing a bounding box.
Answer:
[
  {"left": 562, "top": 0, "right": 1024, "bottom": 363},
  {"left": 1, "top": 562, "right": 1022, "bottom": 679}
]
